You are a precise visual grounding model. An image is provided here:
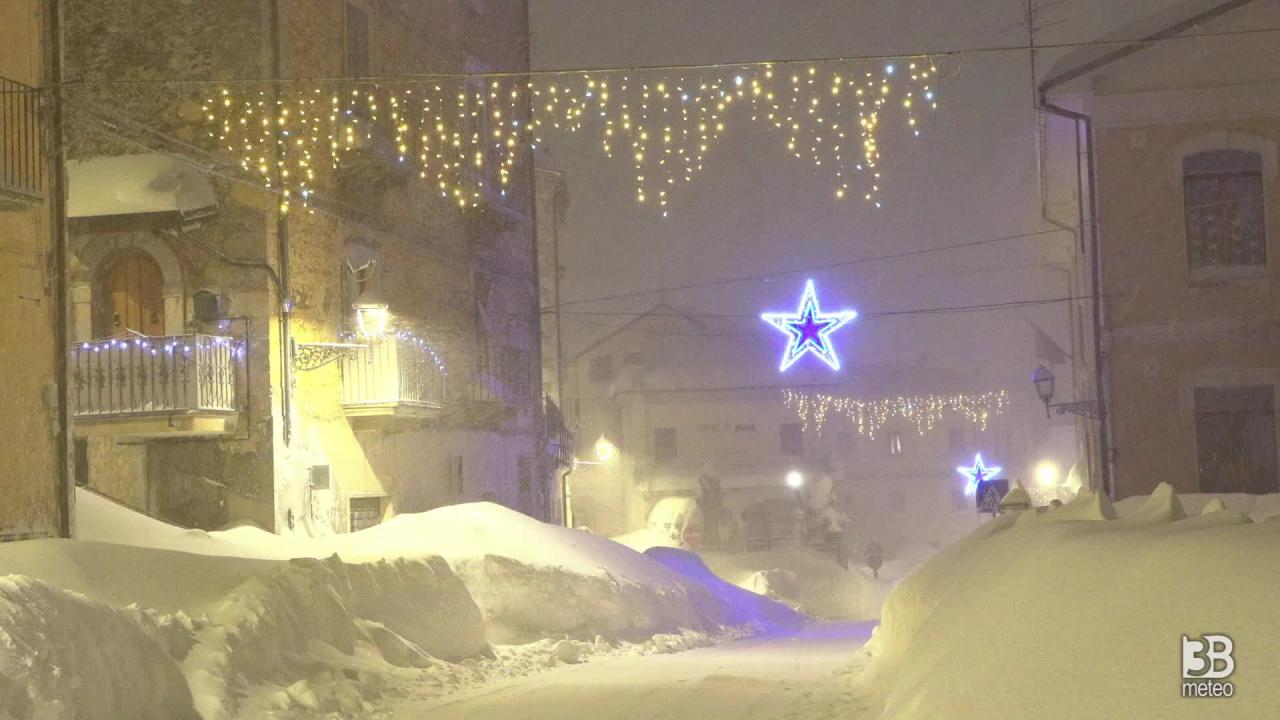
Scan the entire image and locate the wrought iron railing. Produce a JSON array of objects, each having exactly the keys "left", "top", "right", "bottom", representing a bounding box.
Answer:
[
  {"left": 341, "top": 334, "right": 447, "bottom": 409},
  {"left": 1, "top": 77, "right": 43, "bottom": 205},
  {"left": 71, "top": 335, "right": 243, "bottom": 417}
]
